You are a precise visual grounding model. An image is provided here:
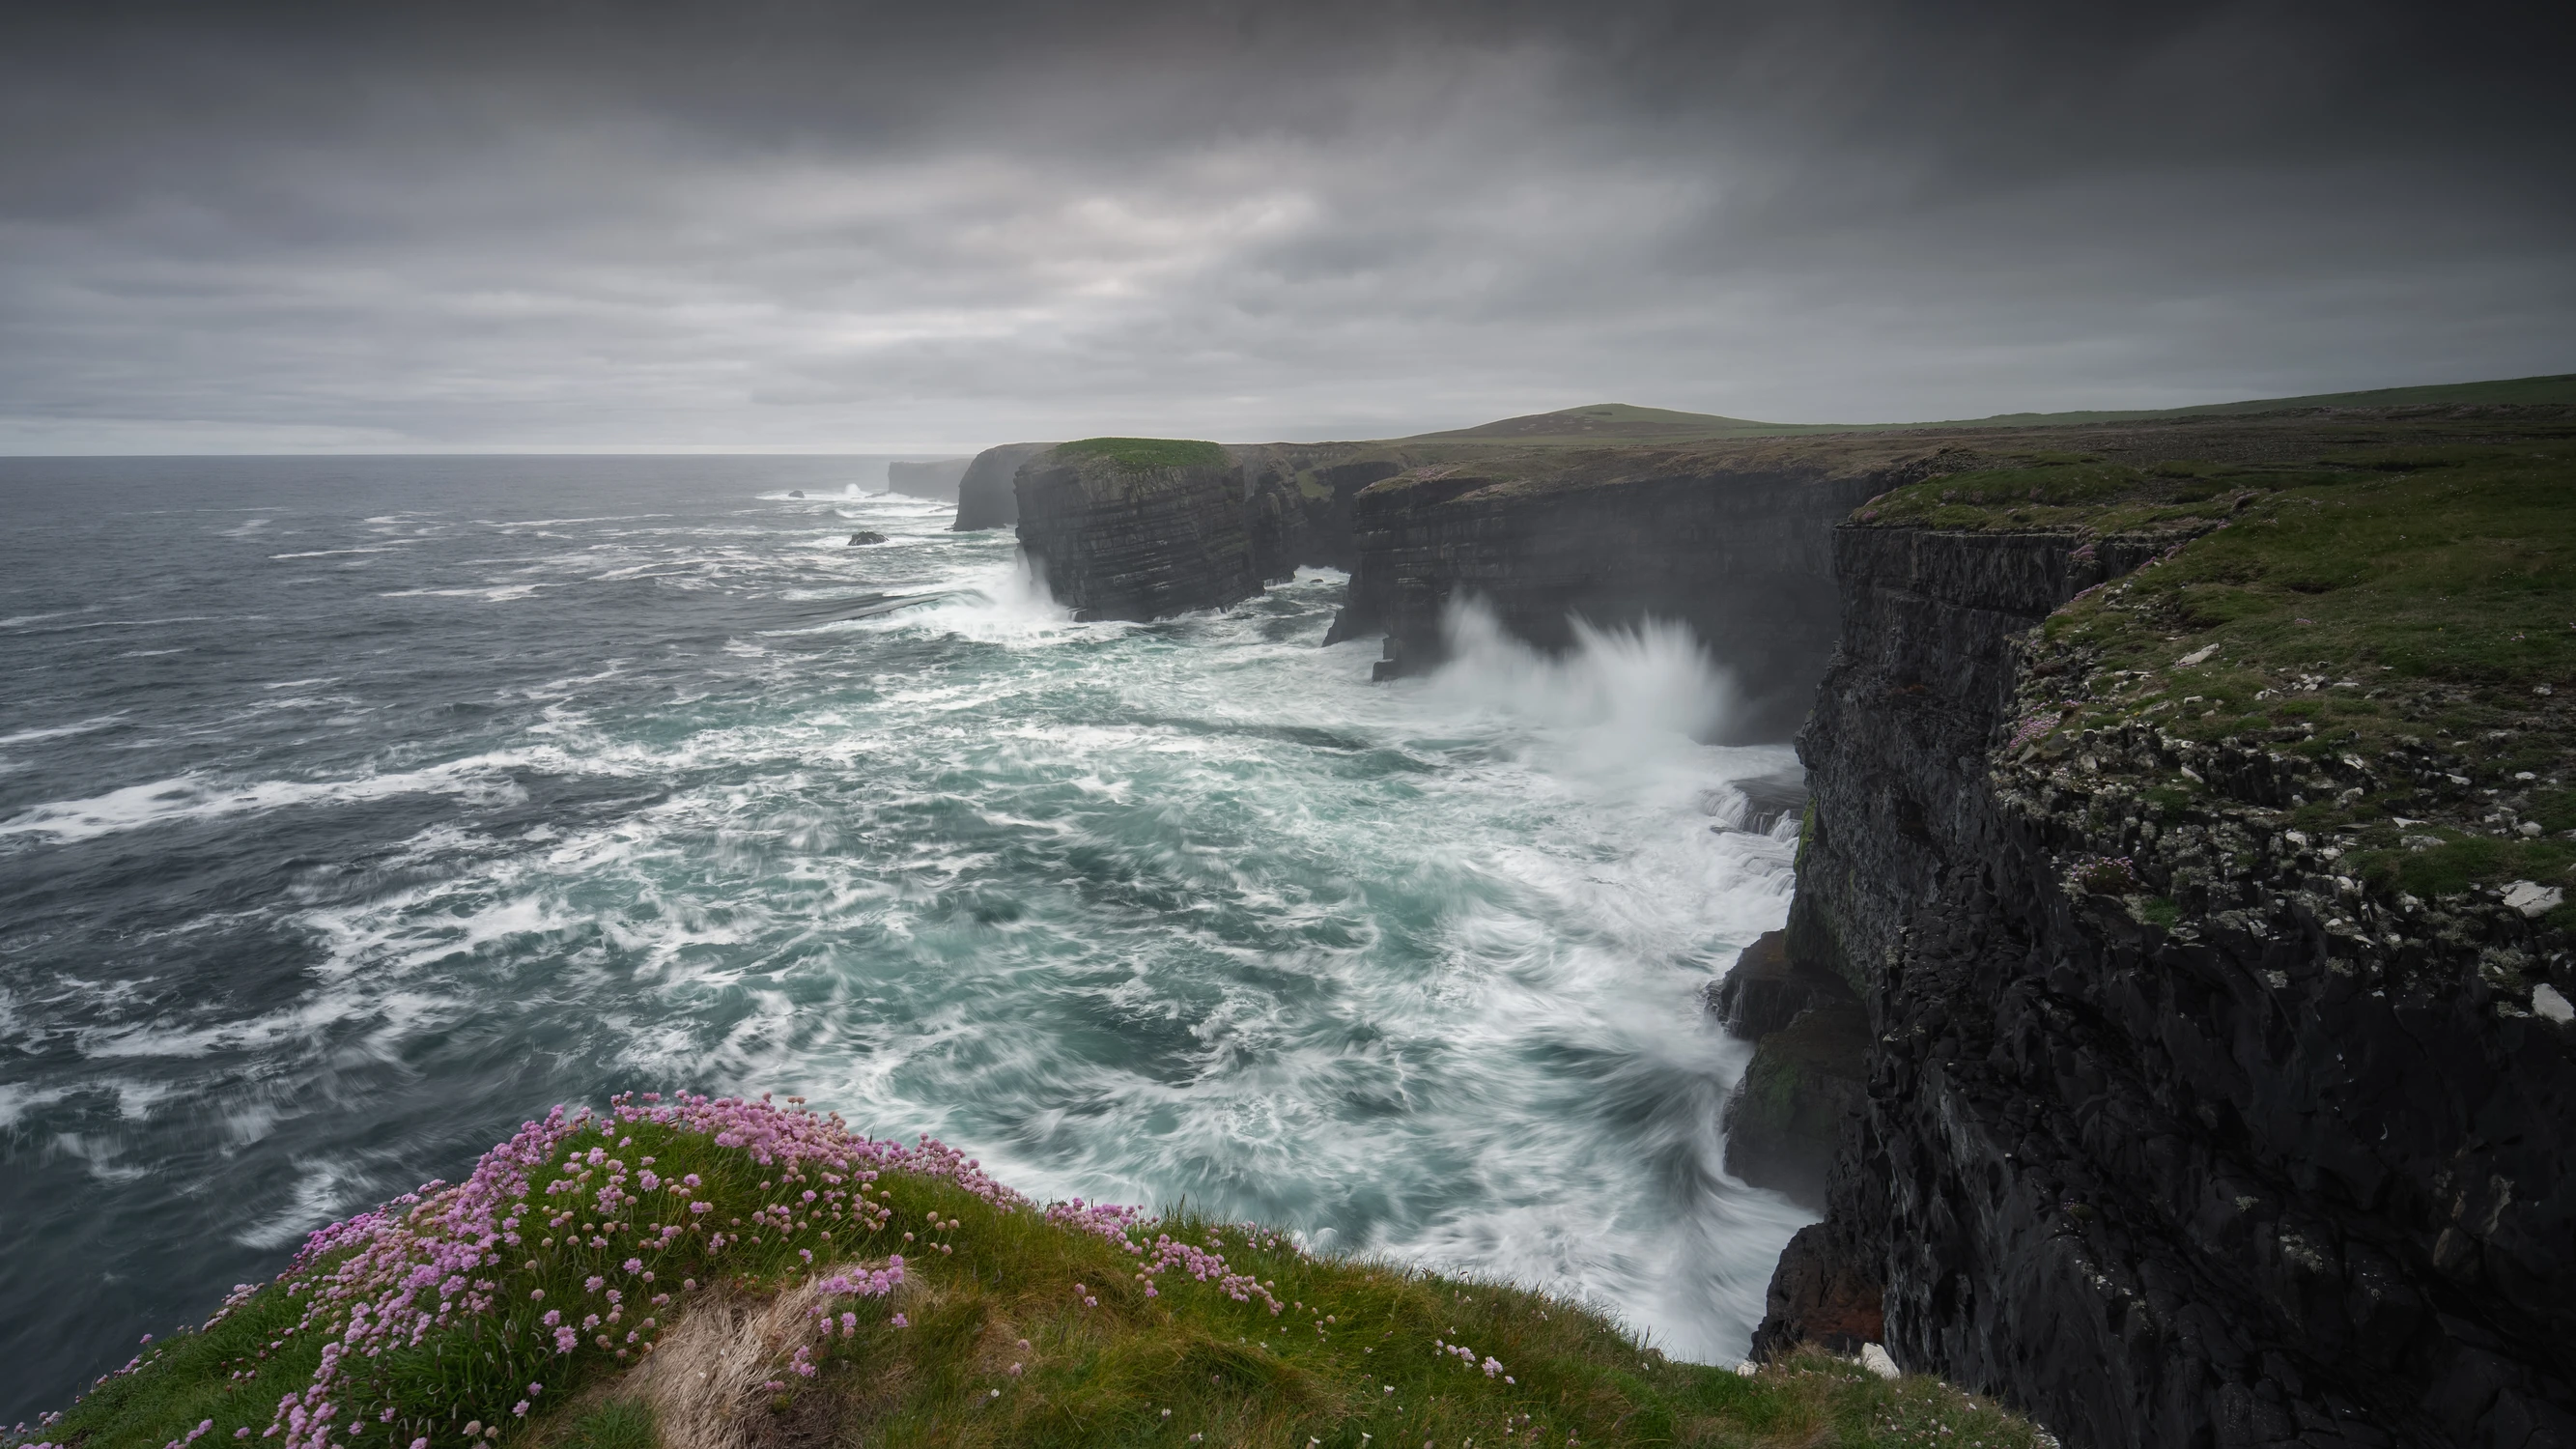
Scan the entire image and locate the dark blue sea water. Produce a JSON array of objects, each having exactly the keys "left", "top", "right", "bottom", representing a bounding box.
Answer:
[{"left": 0, "top": 455, "right": 1806, "bottom": 1423}]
